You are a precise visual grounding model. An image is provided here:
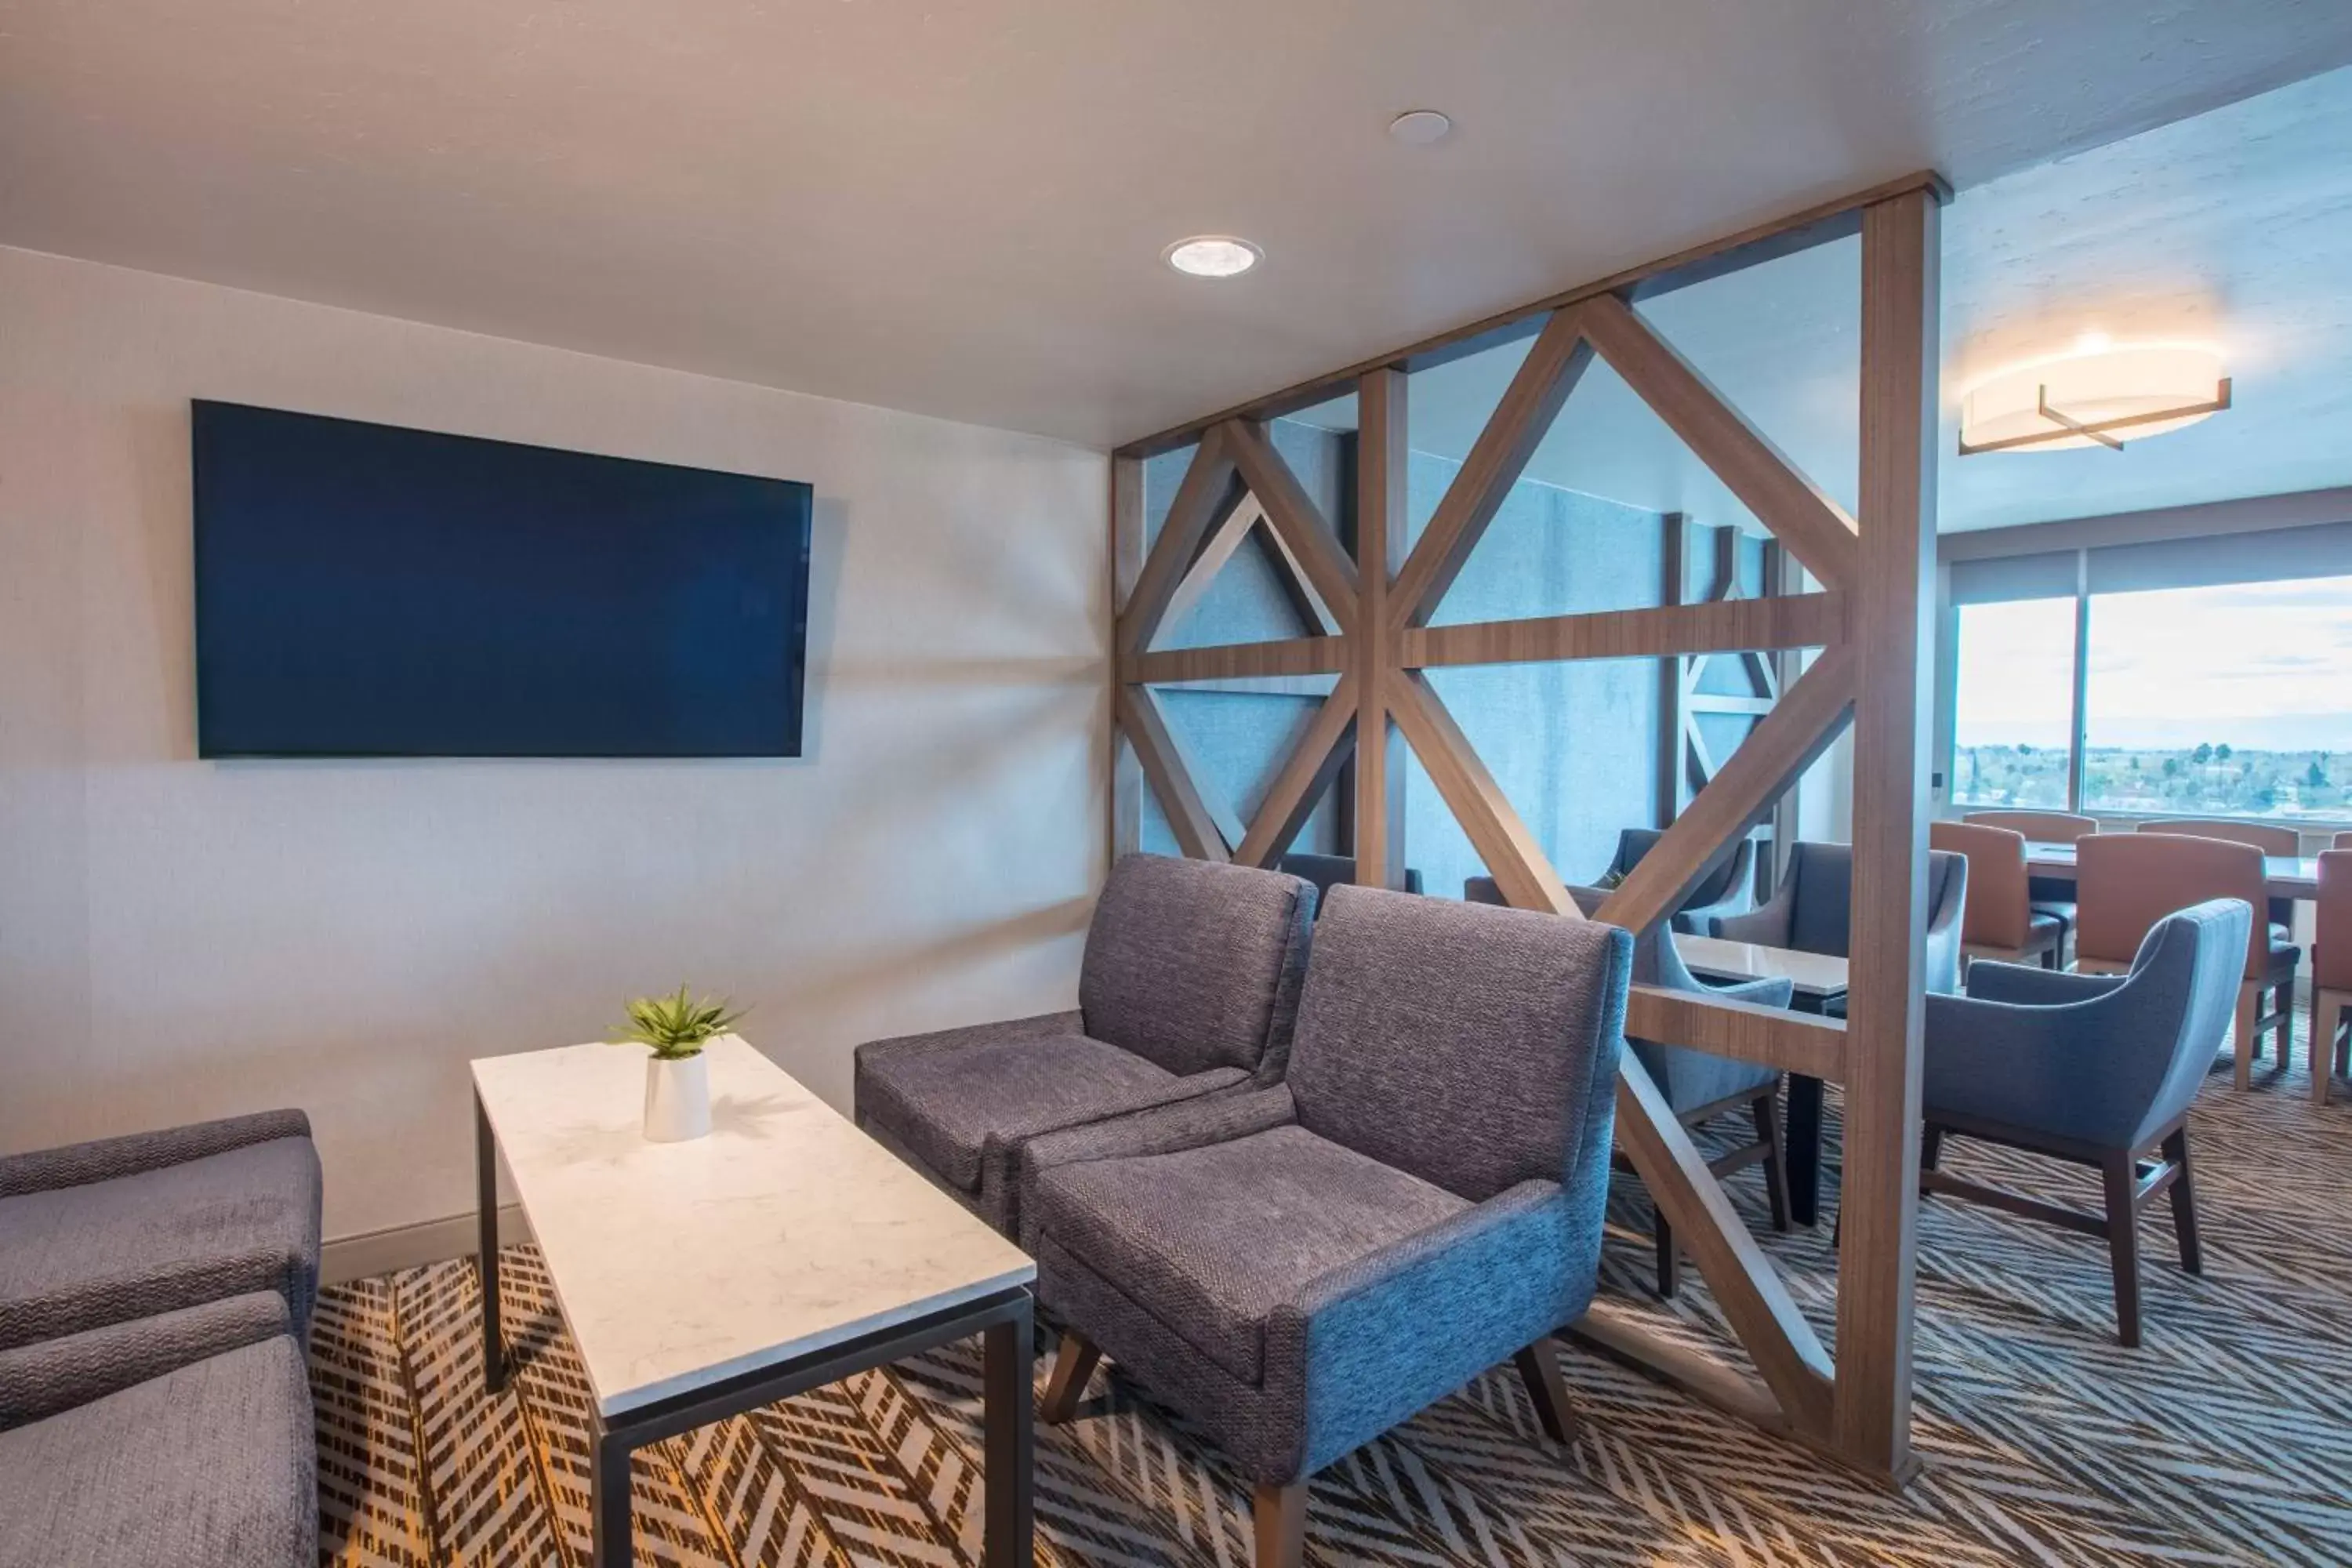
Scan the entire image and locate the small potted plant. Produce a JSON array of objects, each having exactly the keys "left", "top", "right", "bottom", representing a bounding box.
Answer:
[{"left": 612, "top": 986, "right": 748, "bottom": 1142}]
